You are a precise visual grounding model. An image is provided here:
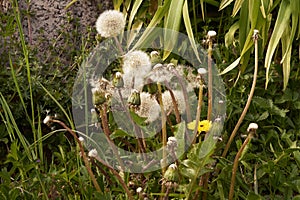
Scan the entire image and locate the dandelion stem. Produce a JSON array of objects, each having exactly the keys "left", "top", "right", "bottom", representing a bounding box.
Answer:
[
  {"left": 99, "top": 104, "right": 126, "bottom": 171},
  {"left": 207, "top": 38, "right": 213, "bottom": 122},
  {"left": 50, "top": 119, "right": 102, "bottom": 194},
  {"left": 93, "top": 155, "right": 134, "bottom": 200},
  {"left": 229, "top": 131, "right": 255, "bottom": 200},
  {"left": 222, "top": 30, "right": 259, "bottom": 158},
  {"left": 117, "top": 89, "right": 148, "bottom": 160},
  {"left": 165, "top": 83, "right": 181, "bottom": 123},
  {"left": 192, "top": 81, "right": 204, "bottom": 144},
  {"left": 157, "top": 83, "right": 167, "bottom": 195}
]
